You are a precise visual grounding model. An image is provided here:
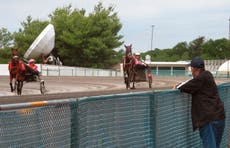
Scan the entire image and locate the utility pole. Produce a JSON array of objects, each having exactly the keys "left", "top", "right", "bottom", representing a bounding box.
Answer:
[
  {"left": 228, "top": 18, "right": 230, "bottom": 78},
  {"left": 229, "top": 18, "right": 230, "bottom": 40},
  {"left": 151, "top": 25, "right": 154, "bottom": 50}
]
